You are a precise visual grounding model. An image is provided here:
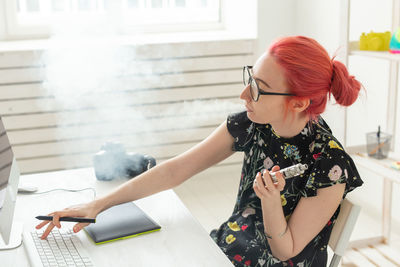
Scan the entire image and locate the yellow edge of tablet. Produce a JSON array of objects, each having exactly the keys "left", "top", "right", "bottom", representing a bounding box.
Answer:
[{"left": 85, "top": 228, "right": 161, "bottom": 245}]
